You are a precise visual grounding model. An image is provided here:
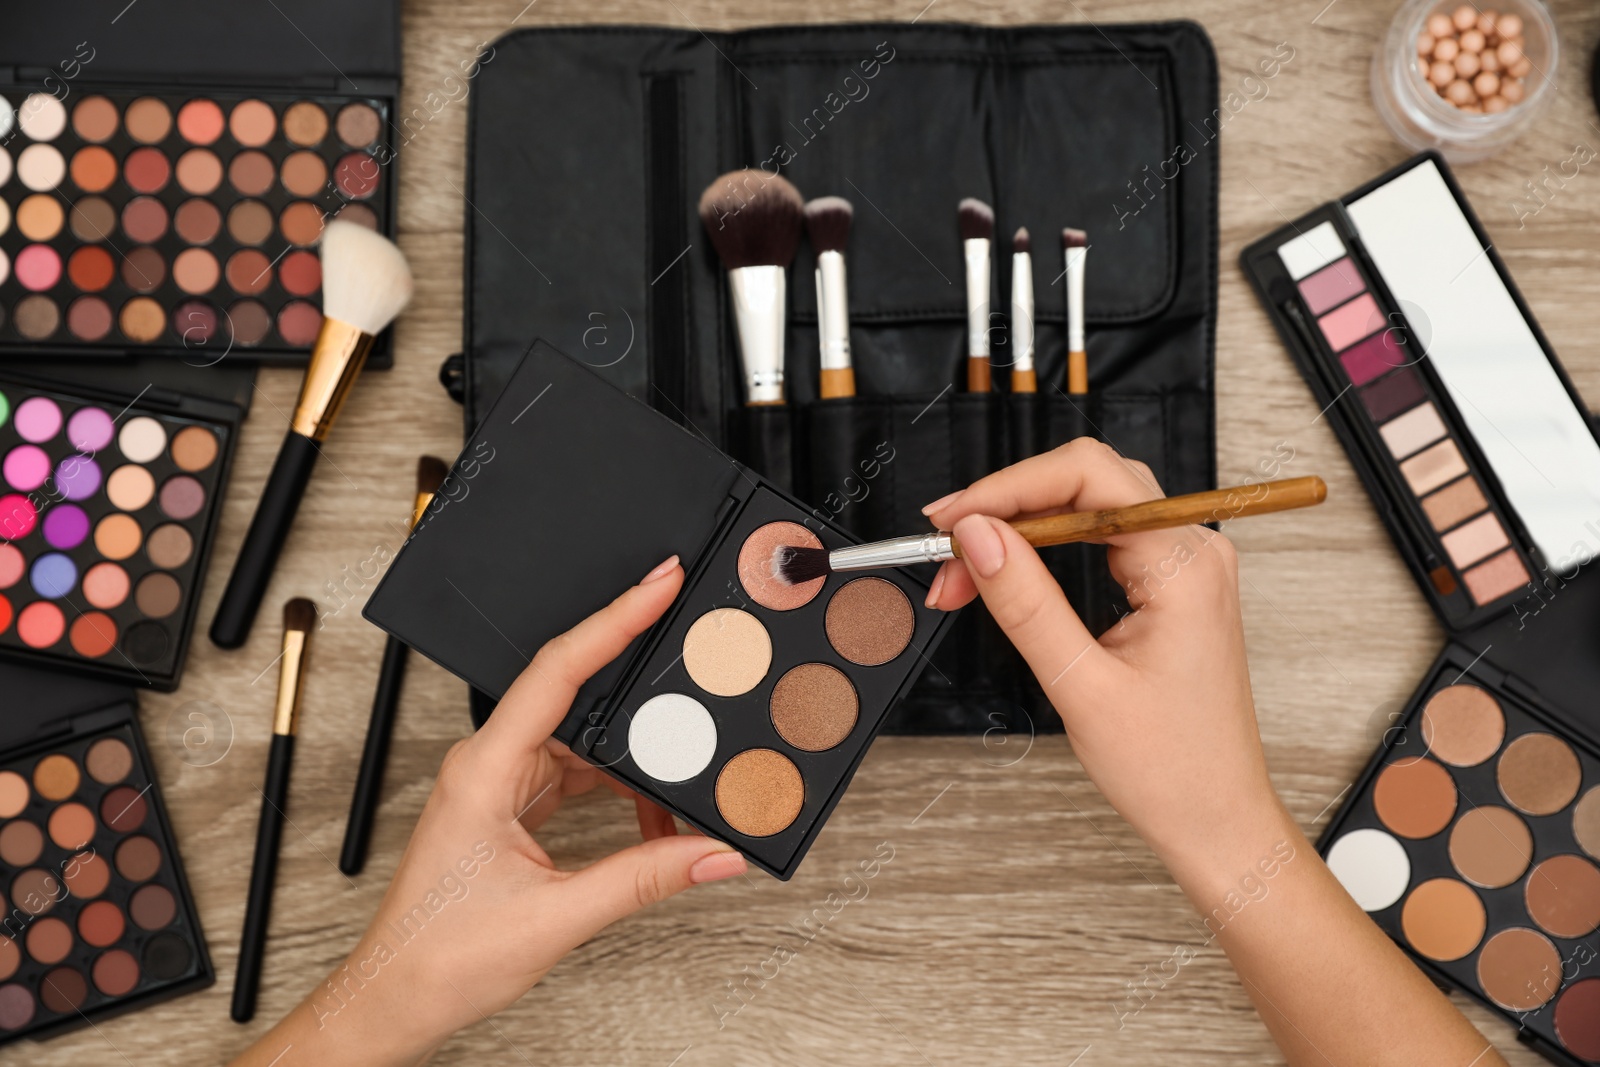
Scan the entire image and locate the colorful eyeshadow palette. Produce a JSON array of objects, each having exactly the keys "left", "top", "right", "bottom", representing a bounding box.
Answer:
[
  {"left": 1321, "top": 646, "right": 1600, "bottom": 1066},
  {"left": 0, "top": 376, "right": 238, "bottom": 688},
  {"left": 1243, "top": 154, "right": 1600, "bottom": 631},
  {"left": 0, "top": 667, "right": 210, "bottom": 1045},
  {"left": 365, "top": 341, "right": 955, "bottom": 878},
  {"left": 0, "top": 88, "right": 392, "bottom": 362}
]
